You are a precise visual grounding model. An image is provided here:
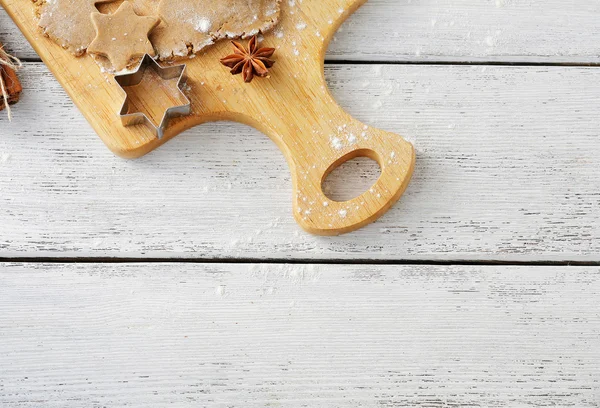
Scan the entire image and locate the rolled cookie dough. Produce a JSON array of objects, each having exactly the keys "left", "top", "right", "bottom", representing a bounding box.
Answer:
[
  {"left": 37, "top": 0, "right": 117, "bottom": 56},
  {"left": 150, "top": 0, "right": 281, "bottom": 59},
  {"left": 35, "top": 0, "right": 281, "bottom": 60}
]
